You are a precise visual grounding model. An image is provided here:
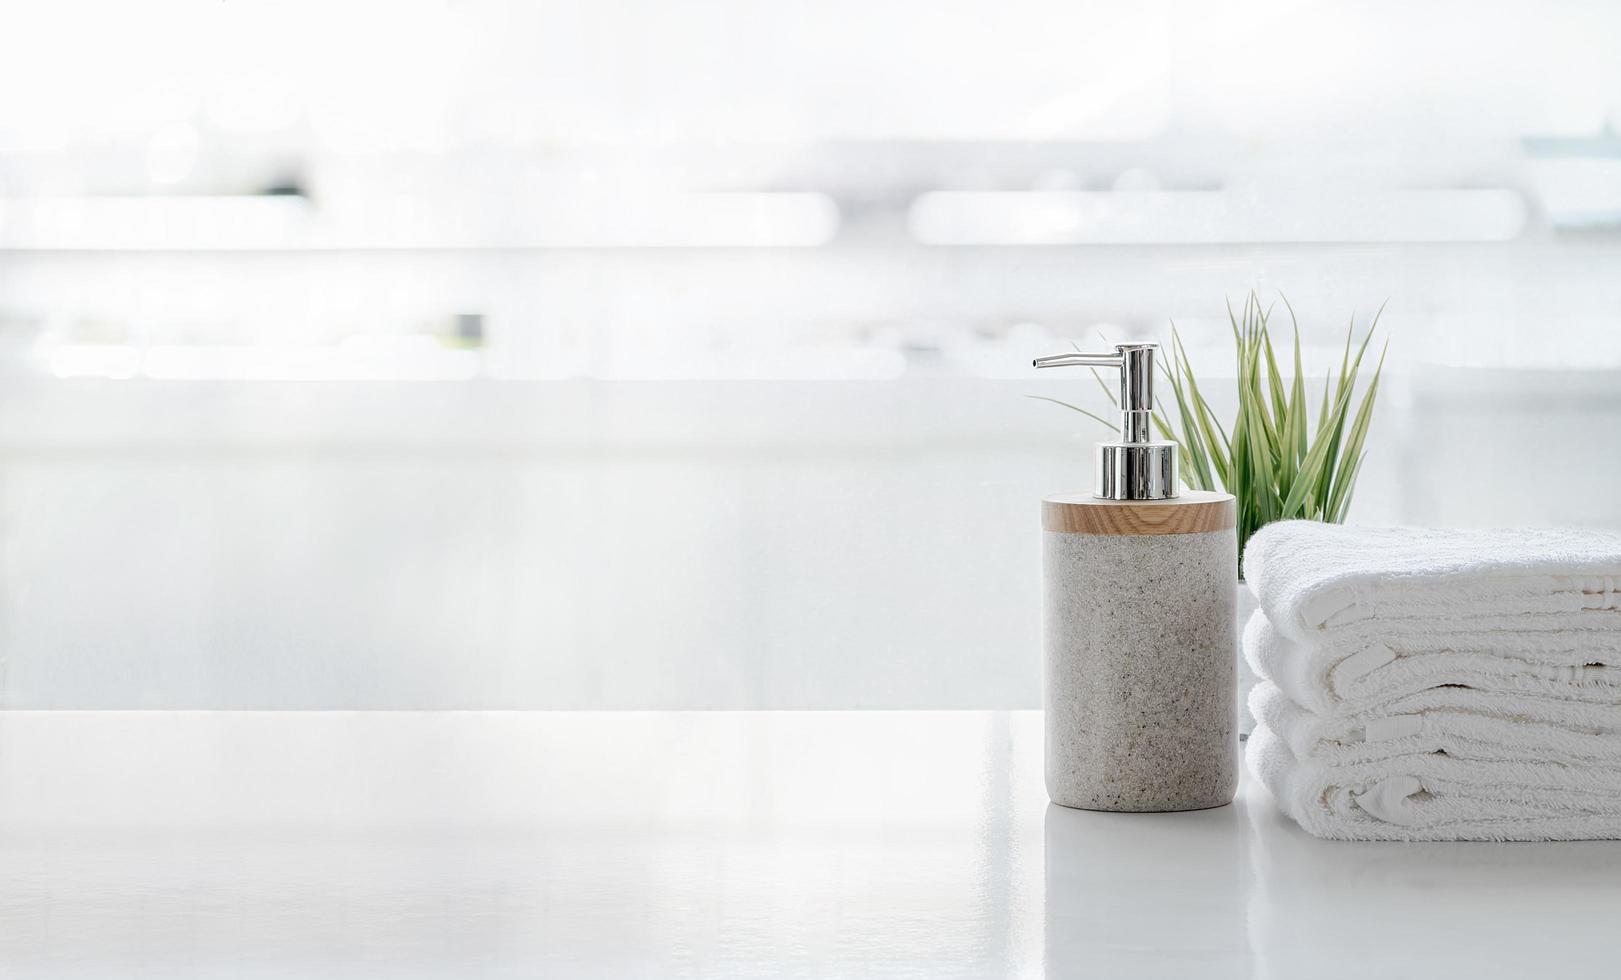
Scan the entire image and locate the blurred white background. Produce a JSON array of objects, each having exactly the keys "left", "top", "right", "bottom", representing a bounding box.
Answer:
[{"left": 1, "top": 0, "right": 1619, "bottom": 707}]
